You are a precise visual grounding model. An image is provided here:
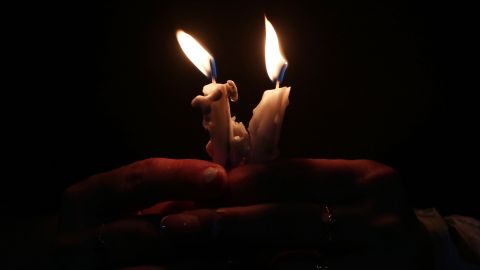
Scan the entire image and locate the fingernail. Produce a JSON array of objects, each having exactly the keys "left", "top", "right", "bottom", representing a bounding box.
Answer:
[
  {"left": 203, "top": 167, "right": 219, "bottom": 182},
  {"left": 202, "top": 166, "right": 225, "bottom": 191},
  {"left": 160, "top": 214, "right": 201, "bottom": 234}
]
